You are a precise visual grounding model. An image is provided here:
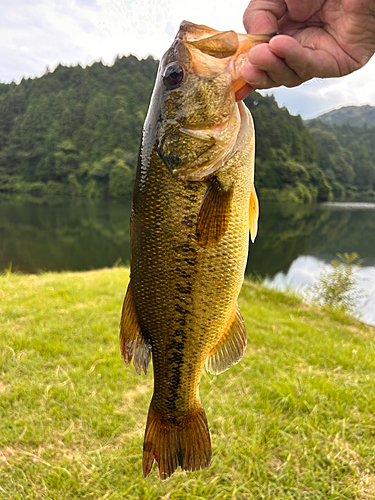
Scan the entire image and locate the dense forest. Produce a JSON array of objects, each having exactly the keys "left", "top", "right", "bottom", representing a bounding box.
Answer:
[
  {"left": 1, "top": 56, "right": 374, "bottom": 202},
  {"left": 306, "top": 119, "right": 375, "bottom": 199},
  {"left": 0, "top": 56, "right": 157, "bottom": 200}
]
